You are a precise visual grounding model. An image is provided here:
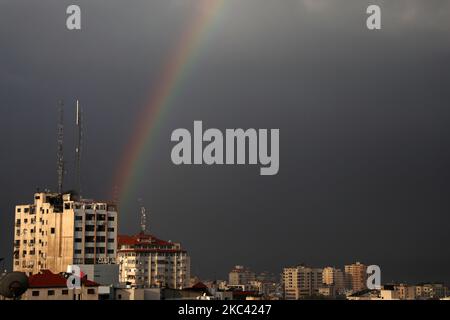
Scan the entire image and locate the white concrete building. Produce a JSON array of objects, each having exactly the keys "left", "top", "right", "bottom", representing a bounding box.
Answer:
[{"left": 118, "top": 233, "right": 190, "bottom": 289}]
